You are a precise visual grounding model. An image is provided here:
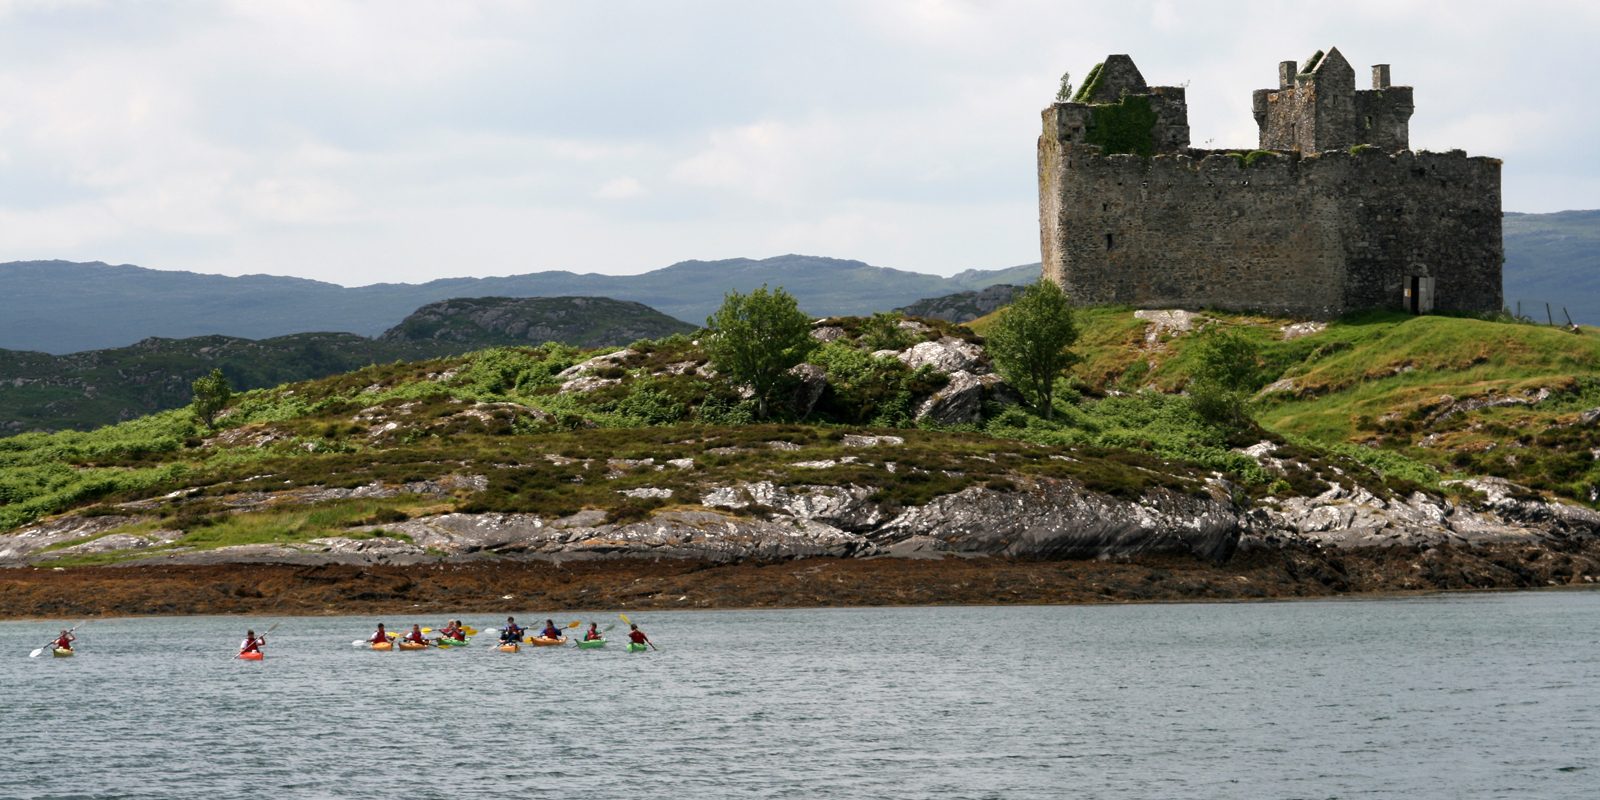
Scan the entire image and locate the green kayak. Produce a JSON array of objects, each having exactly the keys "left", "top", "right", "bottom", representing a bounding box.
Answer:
[
  {"left": 436, "top": 638, "right": 469, "bottom": 648},
  {"left": 626, "top": 642, "right": 648, "bottom": 653},
  {"left": 575, "top": 638, "right": 606, "bottom": 649}
]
